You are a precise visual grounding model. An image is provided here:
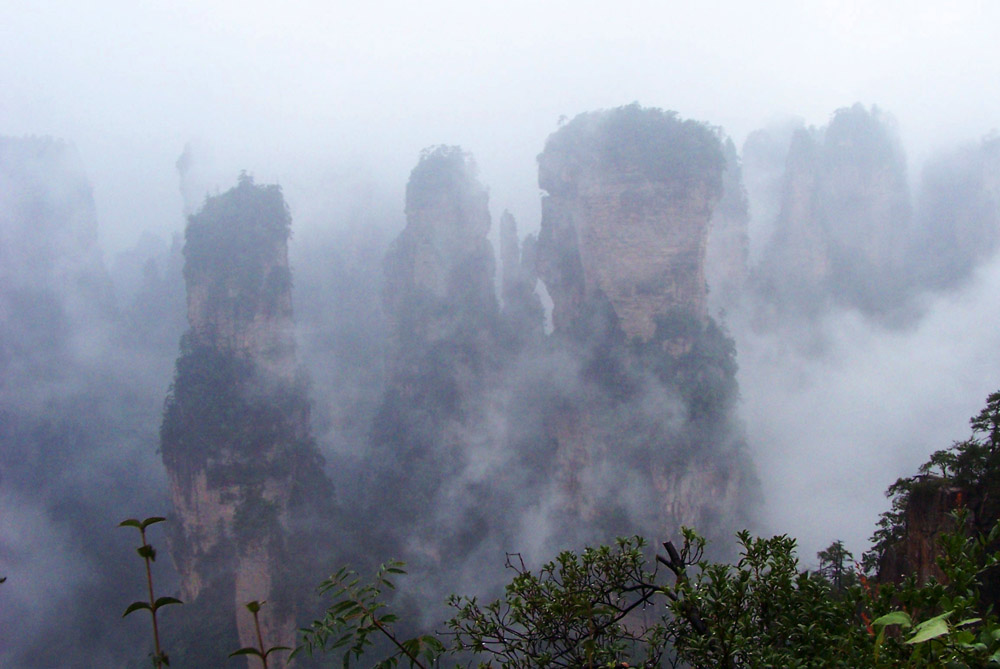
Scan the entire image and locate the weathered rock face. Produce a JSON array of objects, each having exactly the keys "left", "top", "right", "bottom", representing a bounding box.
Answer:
[
  {"left": 754, "top": 128, "right": 831, "bottom": 311},
  {"left": 537, "top": 106, "right": 724, "bottom": 342},
  {"left": 752, "top": 104, "right": 912, "bottom": 317},
  {"left": 531, "top": 106, "right": 757, "bottom": 547},
  {"left": 372, "top": 146, "right": 506, "bottom": 562},
  {"left": 160, "top": 174, "right": 334, "bottom": 667},
  {"left": 182, "top": 174, "right": 296, "bottom": 379},
  {"left": 878, "top": 478, "right": 964, "bottom": 586},
  {"left": 382, "top": 146, "right": 498, "bottom": 381}
]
